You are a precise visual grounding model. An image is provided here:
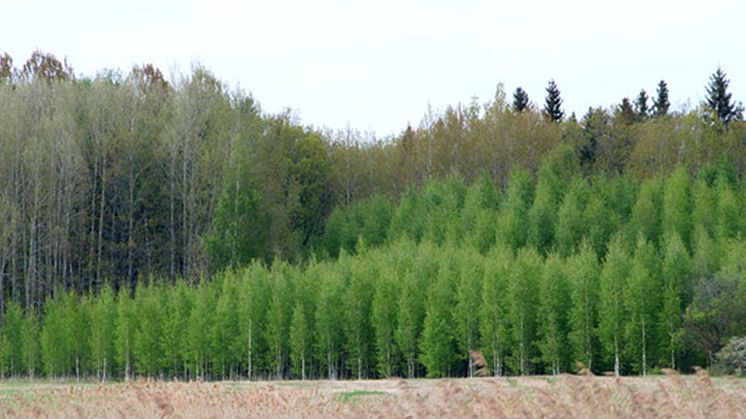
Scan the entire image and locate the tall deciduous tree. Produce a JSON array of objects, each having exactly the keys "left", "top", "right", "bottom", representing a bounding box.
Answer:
[
  {"left": 566, "top": 241, "right": 600, "bottom": 372},
  {"left": 598, "top": 236, "right": 630, "bottom": 375}
]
